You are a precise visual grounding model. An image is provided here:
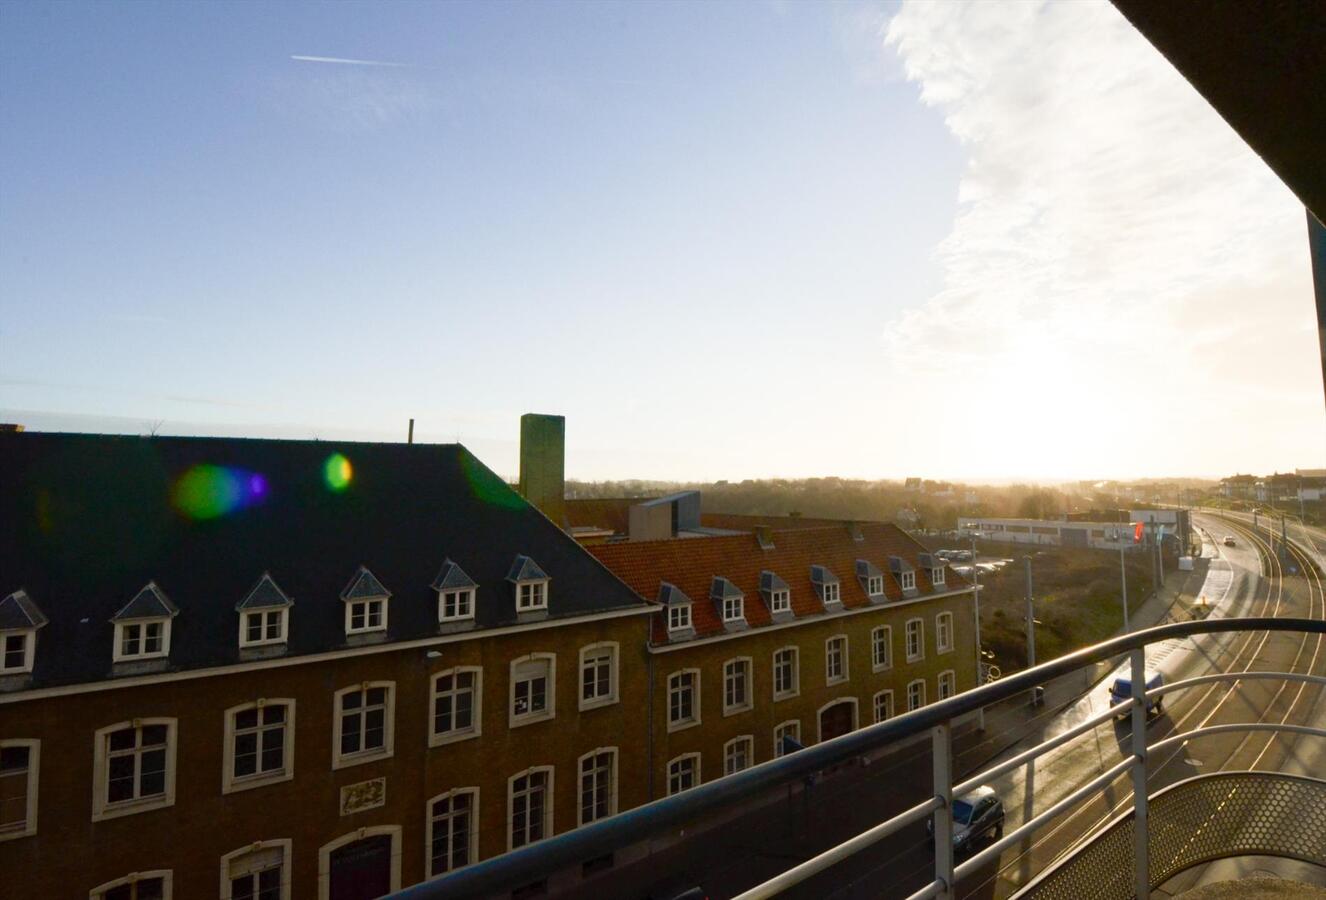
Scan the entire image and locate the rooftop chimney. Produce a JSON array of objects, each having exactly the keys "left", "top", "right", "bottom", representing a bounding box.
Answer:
[
  {"left": 518, "top": 413, "right": 566, "bottom": 525},
  {"left": 755, "top": 525, "right": 774, "bottom": 550}
]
